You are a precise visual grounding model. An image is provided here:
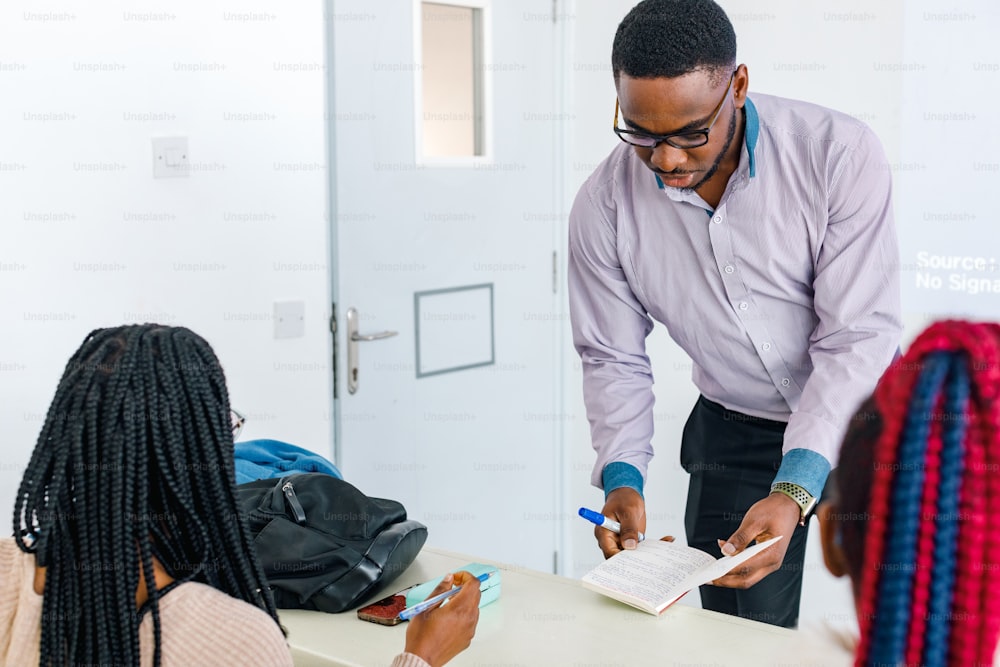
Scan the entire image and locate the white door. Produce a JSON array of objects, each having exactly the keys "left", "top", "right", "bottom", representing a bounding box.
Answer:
[{"left": 328, "top": 0, "right": 563, "bottom": 571}]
